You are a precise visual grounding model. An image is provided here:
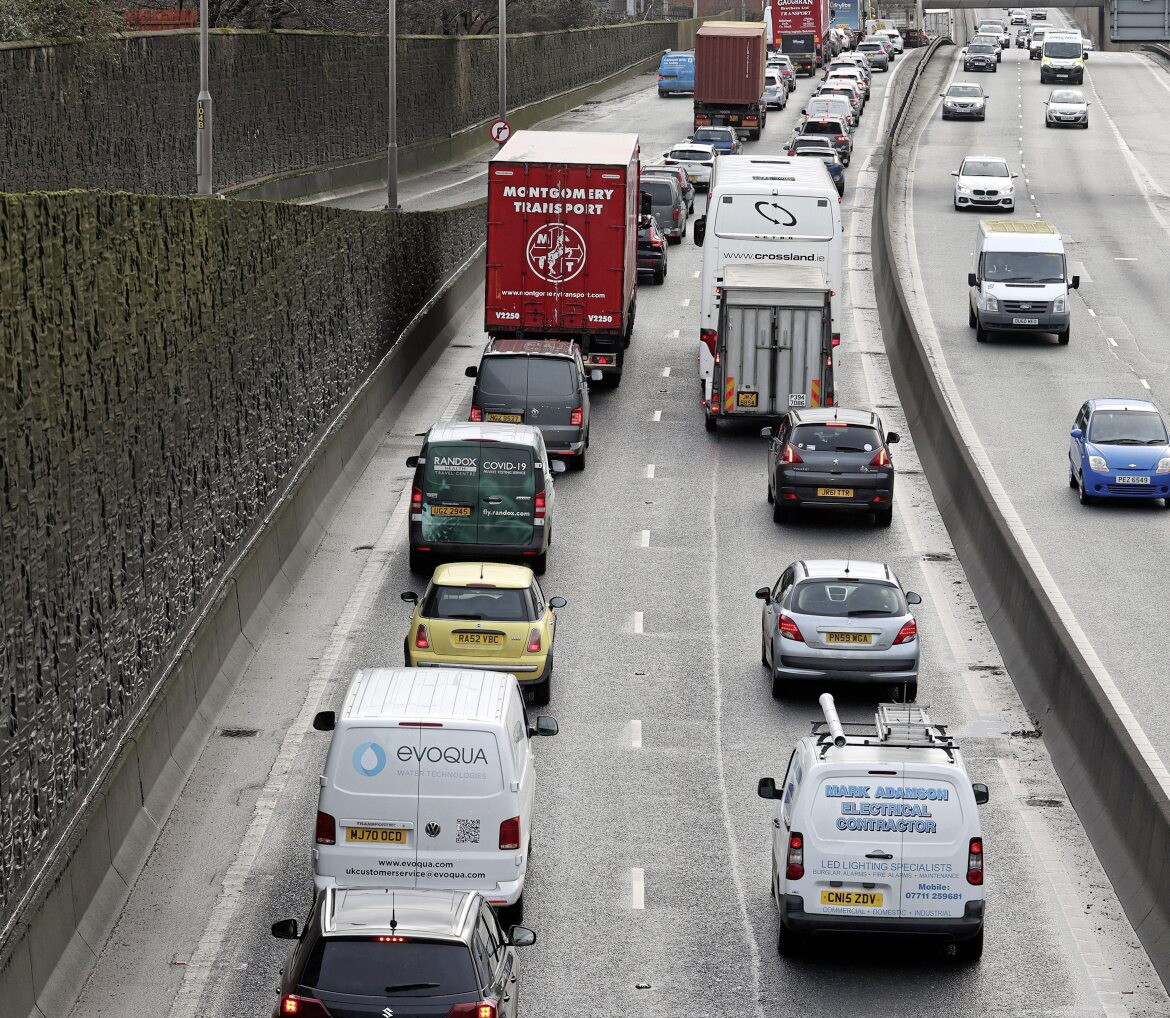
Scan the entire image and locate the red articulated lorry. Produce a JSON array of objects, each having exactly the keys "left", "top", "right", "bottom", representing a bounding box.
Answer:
[
  {"left": 774, "top": 0, "right": 831, "bottom": 71},
  {"left": 485, "top": 130, "right": 640, "bottom": 384},
  {"left": 693, "top": 21, "right": 768, "bottom": 140}
]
